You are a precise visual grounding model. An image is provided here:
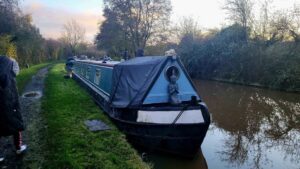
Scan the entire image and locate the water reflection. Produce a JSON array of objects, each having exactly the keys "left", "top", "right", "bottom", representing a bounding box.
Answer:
[
  {"left": 147, "top": 151, "right": 208, "bottom": 169},
  {"left": 195, "top": 80, "right": 300, "bottom": 169},
  {"left": 147, "top": 80, "right": 299, "bottom": 169}
]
